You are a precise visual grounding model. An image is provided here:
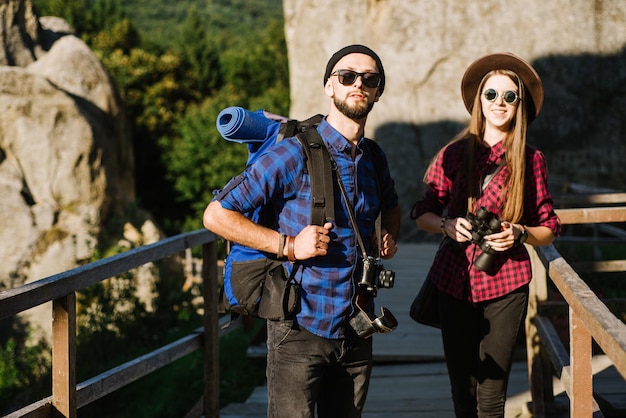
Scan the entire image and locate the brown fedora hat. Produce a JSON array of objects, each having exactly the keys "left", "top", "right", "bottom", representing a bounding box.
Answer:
[{"left": 461, "top": 52, "right": 544, "bottom": 122}]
